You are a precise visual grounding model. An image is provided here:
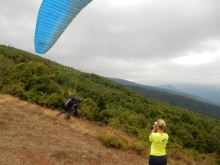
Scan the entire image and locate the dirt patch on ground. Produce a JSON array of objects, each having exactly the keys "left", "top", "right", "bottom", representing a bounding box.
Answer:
[{"left": 0, "top": 95, "right": 149, "bottom": 165}]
